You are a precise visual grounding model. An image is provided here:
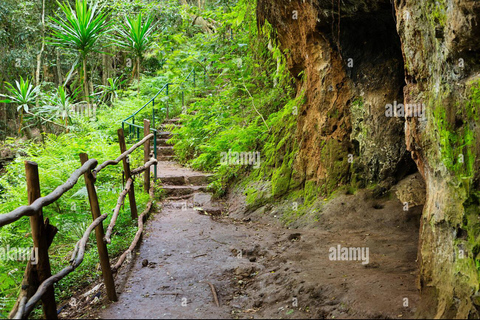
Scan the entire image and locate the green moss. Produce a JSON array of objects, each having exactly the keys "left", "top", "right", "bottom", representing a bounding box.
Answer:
[
  {"left": 319, "top": 138, "right": 350, "bottom": 195},
  {"left": 431, "top": 81, "right": 480, "bottom": 185},
  {"left": 303, "top": 180, "right": 319, "bottom": 206},
  {"left": 245, "top": 187, "right": 258, "bottom": 205},
  {"left": 453, "top": 195, "right": 480, "bottom": 289},
  {"left": 271, "top": 157, "right": 293, "bottom": 197},
  {"left": 427, "top": 0, "right": 447, "bottom": 27}
]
